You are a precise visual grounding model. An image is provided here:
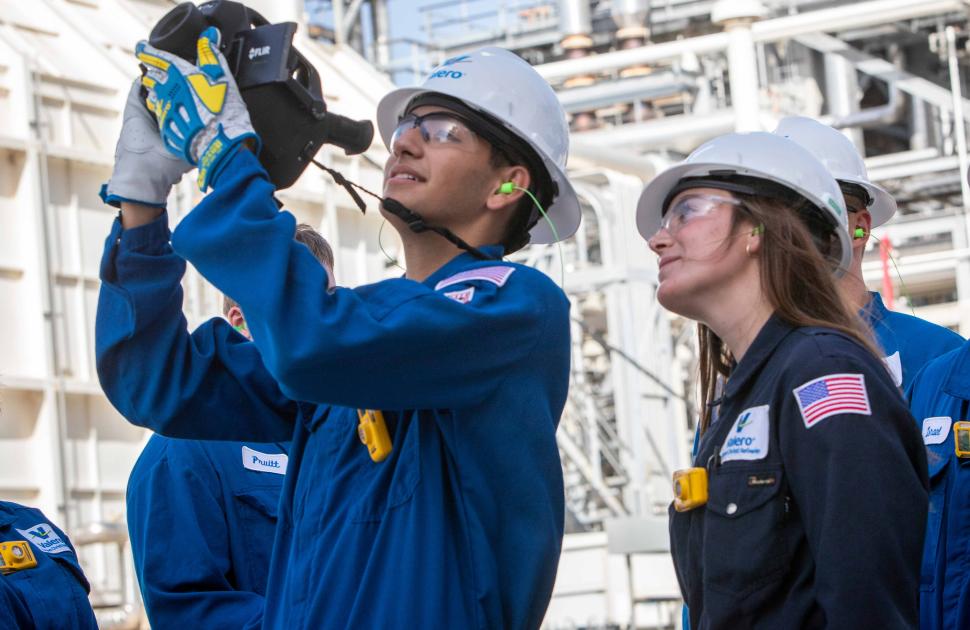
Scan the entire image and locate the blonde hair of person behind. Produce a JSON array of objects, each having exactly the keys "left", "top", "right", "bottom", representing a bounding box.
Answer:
[{"left": 697, "top": 193, "right": 882, "bottom": 435}]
